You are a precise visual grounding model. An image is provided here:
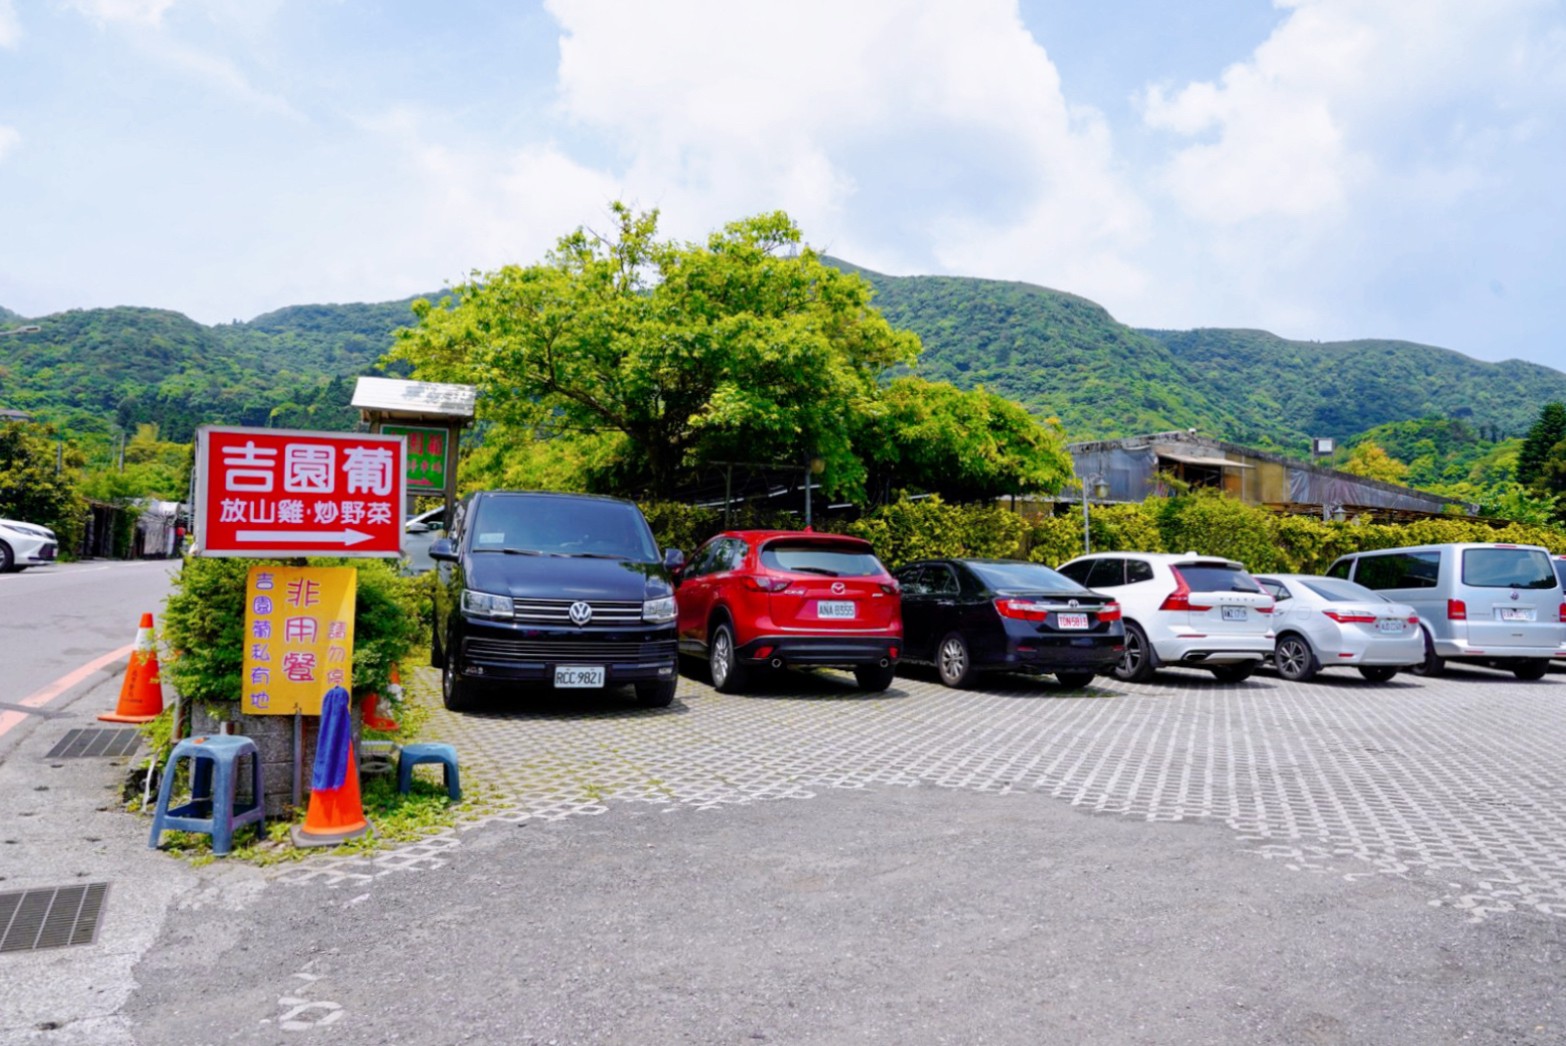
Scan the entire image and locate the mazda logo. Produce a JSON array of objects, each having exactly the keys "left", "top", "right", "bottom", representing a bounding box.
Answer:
[
  {"left": 831, "top": 582, "right": 846, "bottom": 595},
  {"left": 568, "top": 601, "right": 593, "bottom": 626}
]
